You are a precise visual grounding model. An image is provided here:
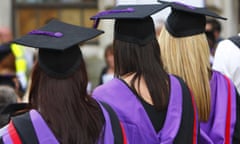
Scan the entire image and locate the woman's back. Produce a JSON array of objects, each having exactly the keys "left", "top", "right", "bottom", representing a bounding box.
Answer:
[
  {"left": 91, "top": 4, "right": 199, "bottom": 143},
  {"left": 0, "top": 20, "right": 125, "bottom": 144},
  {"left": 157, "top": 2, "right": 240, "bottom": 143},
  {"left": 200, "top": 70, "right": 240, "bottom": 143},
  {"left": 93, "top": 75, "right": 198, "bottom": 143}
]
